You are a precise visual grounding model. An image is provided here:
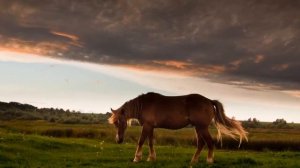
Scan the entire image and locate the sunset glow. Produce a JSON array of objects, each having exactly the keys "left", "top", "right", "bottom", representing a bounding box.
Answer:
[{"left": 0, "top": 1, "right": 299, "bottom": 122}]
